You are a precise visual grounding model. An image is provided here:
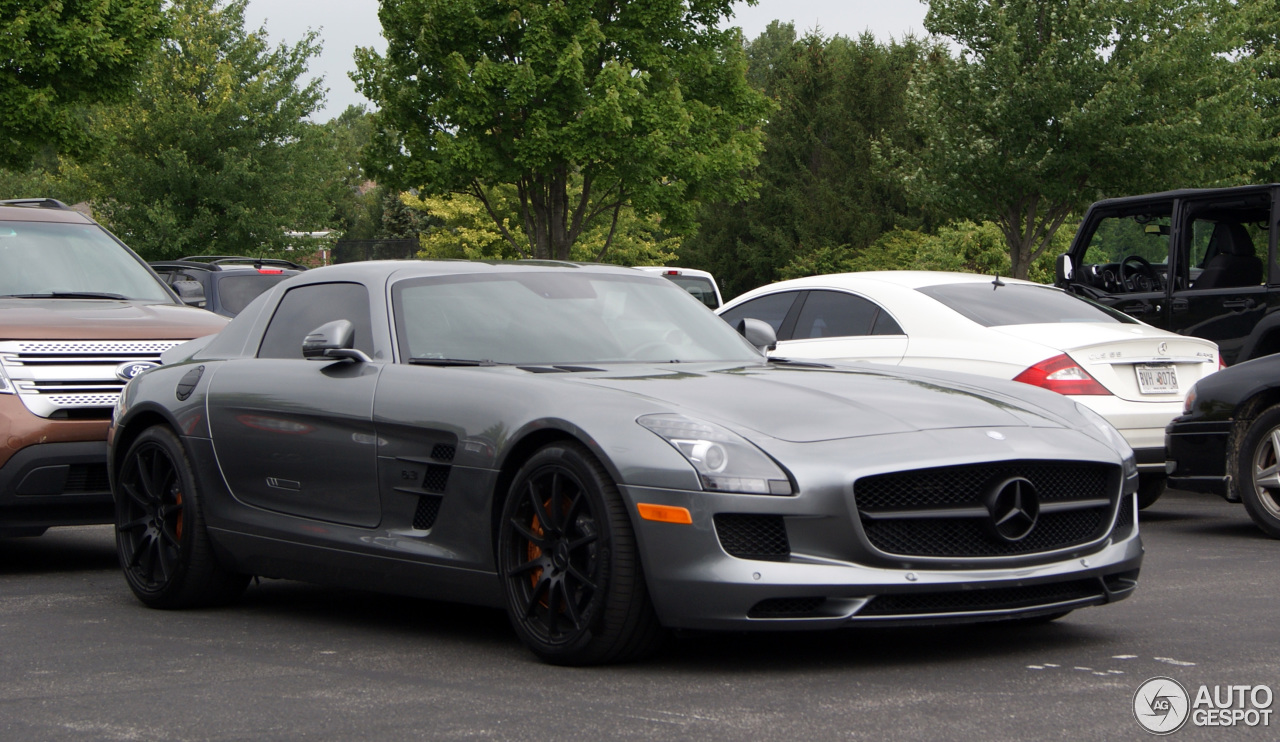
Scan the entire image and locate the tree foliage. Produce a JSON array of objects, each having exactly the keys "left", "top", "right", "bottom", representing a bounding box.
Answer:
[
  {"left": 681, "top": 24, "right": 932, "bottom": 298},
  {"left": 404, "top": 186, "right": 679, "bottom": 265},
  {"left": 354, "top": 0, "right": 769, "bottom": 261},
  {"left": 0, "top": 0, "right": 163, "bottom": 169},
  {"left": 884, "top": 0, "right": 1267, "bottom": 279},
  {"left": 87, "top": 0, "right": 328, "bottom": 259}
]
